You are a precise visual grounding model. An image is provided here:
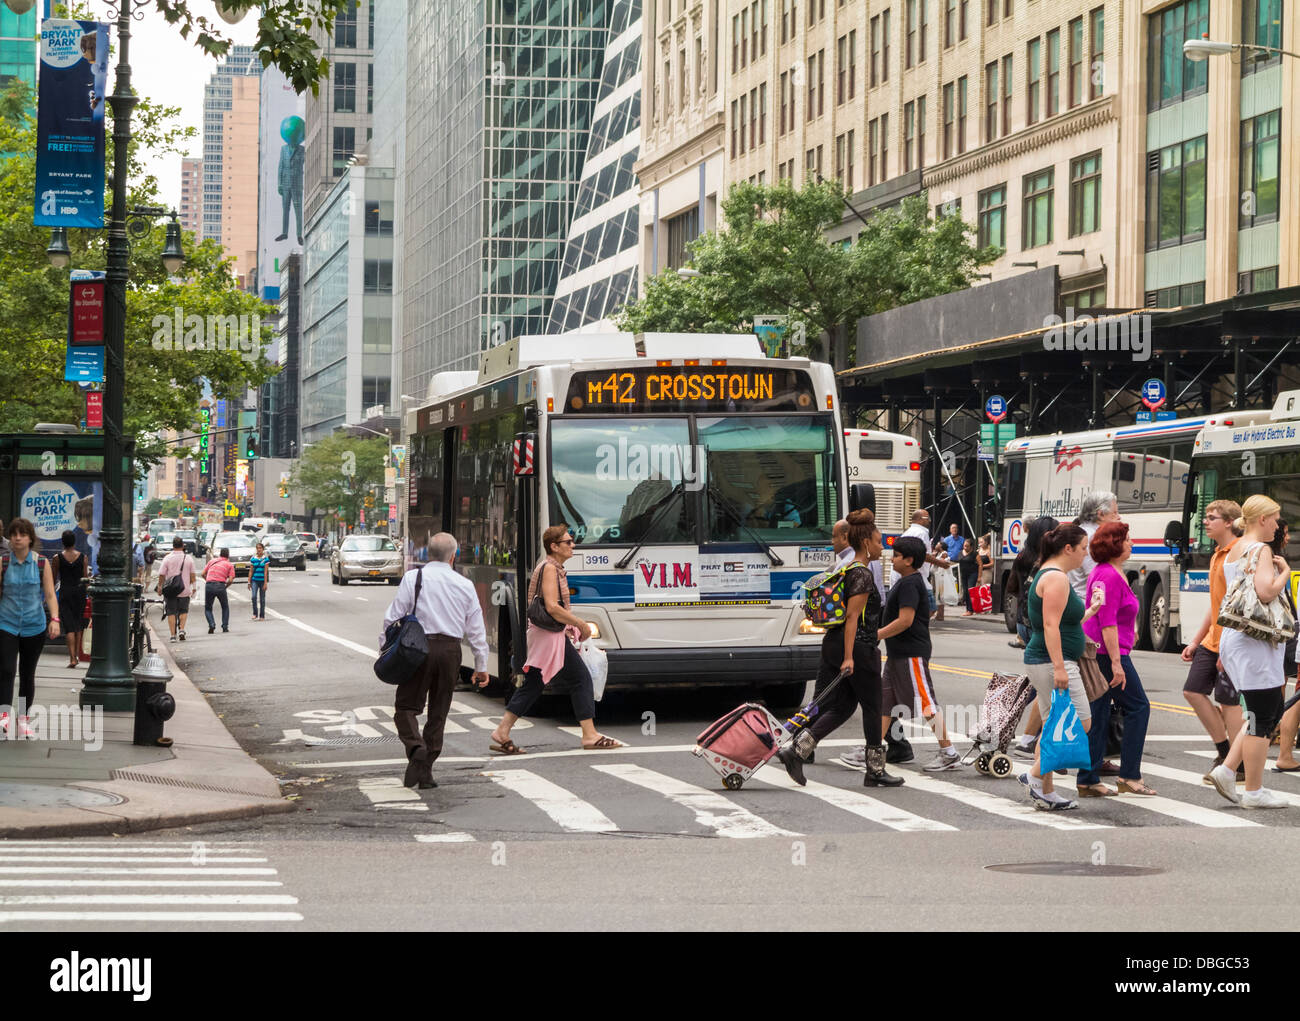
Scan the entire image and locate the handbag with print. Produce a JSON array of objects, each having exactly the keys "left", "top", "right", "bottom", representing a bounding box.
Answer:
[{"left": 1217, "top": 544, "right": 1297, "bottom": 646}]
